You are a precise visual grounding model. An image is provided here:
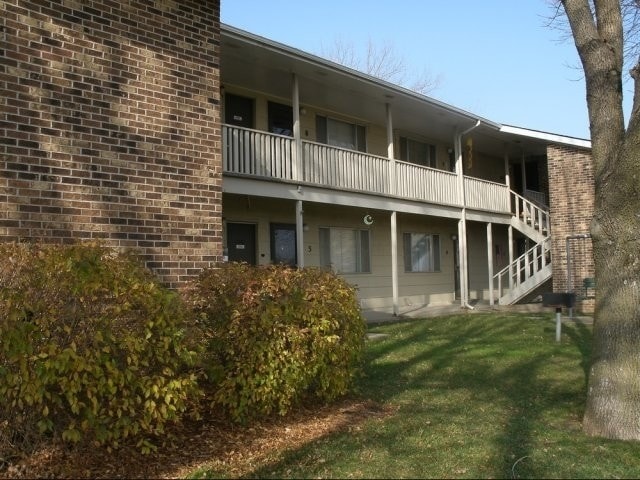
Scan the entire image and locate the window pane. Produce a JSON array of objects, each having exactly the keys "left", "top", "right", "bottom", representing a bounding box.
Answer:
[
  {"left": 320, "top": 227, "right": 370, "bottom": 273},
  {"left": 316, "top": 115, "right": 327, "bottom": 144},
  {"left": 399, "top": 136, "right": 436, "bottom": 168},
  {"left": 412, "top": 233, "right": 429, "bottom": 271},
  {"left": 327, "top": 118, "right": 356, "bottom": 150},
  {"left": 334, "top": 229, "right": 356, "bottom": 273},
  {"left": 319, "top": 227, "right": 330, "bottom": 267},
  {"left": 404, "top": 232, "right": 440, "bottom": 272},
  {"left": 356, "top": 125, "right": 366, "bottom": 152}
]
